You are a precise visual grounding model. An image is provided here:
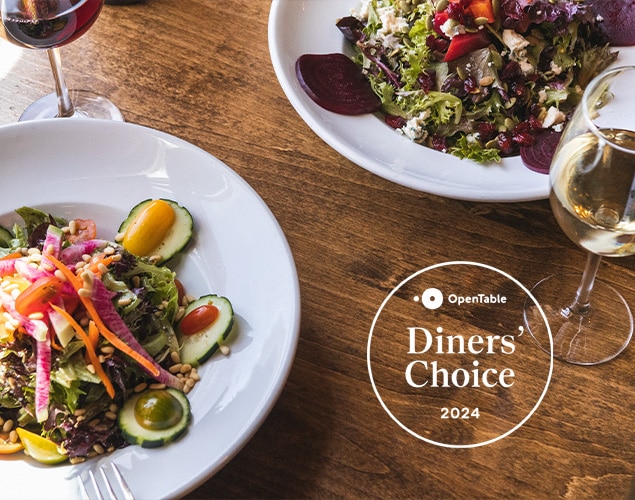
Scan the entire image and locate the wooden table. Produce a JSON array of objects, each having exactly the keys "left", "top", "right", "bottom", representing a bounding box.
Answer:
[{"left": 0, "top": 1, "right": 633, "bottom": 498}]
